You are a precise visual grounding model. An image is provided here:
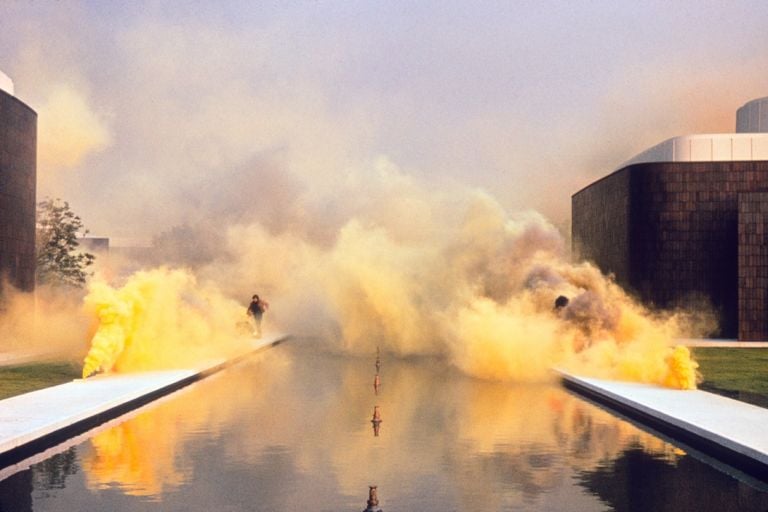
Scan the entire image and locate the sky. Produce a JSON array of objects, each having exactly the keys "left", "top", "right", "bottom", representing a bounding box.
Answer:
[{"left": 2, "top": 0, "right": 768, "bottom": 242}]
